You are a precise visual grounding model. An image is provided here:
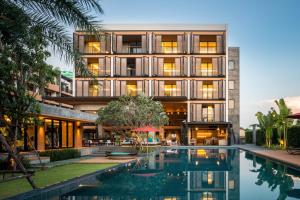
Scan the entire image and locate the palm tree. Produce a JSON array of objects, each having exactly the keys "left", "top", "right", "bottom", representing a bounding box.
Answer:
[
  {"left": 272, "top": 99, "right": 293, "bottom": 149},
  {"left": 256, "top": 111, "right": 276, "bottom": 148},
  {"left": 1, "top": 0, "right": 103, "bottom": 71}
]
